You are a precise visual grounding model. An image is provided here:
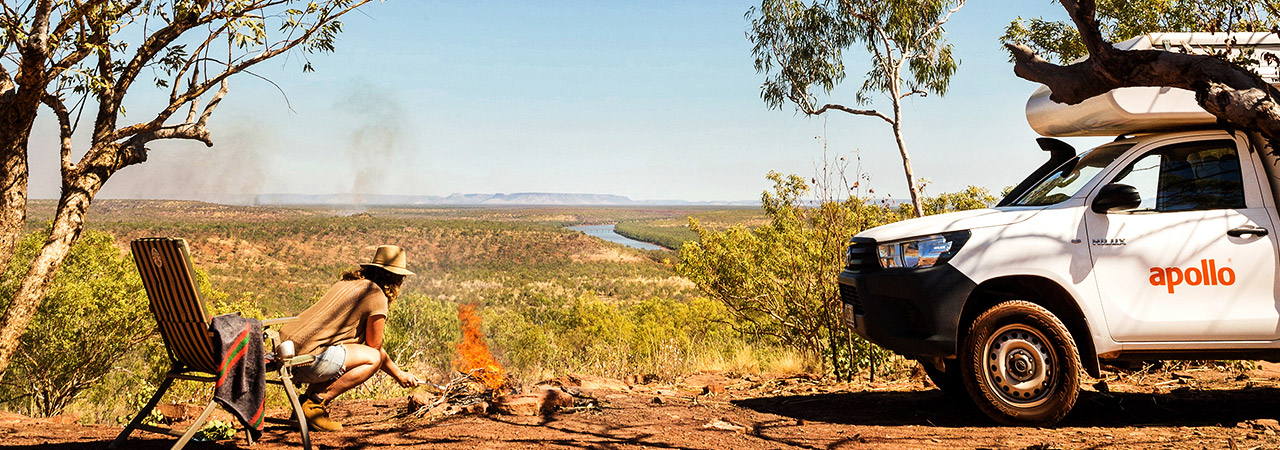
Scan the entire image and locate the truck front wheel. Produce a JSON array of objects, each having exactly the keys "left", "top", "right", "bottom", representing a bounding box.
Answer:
[{"left": 961, "top": 300, "right": 1080, "bottom": 426}]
